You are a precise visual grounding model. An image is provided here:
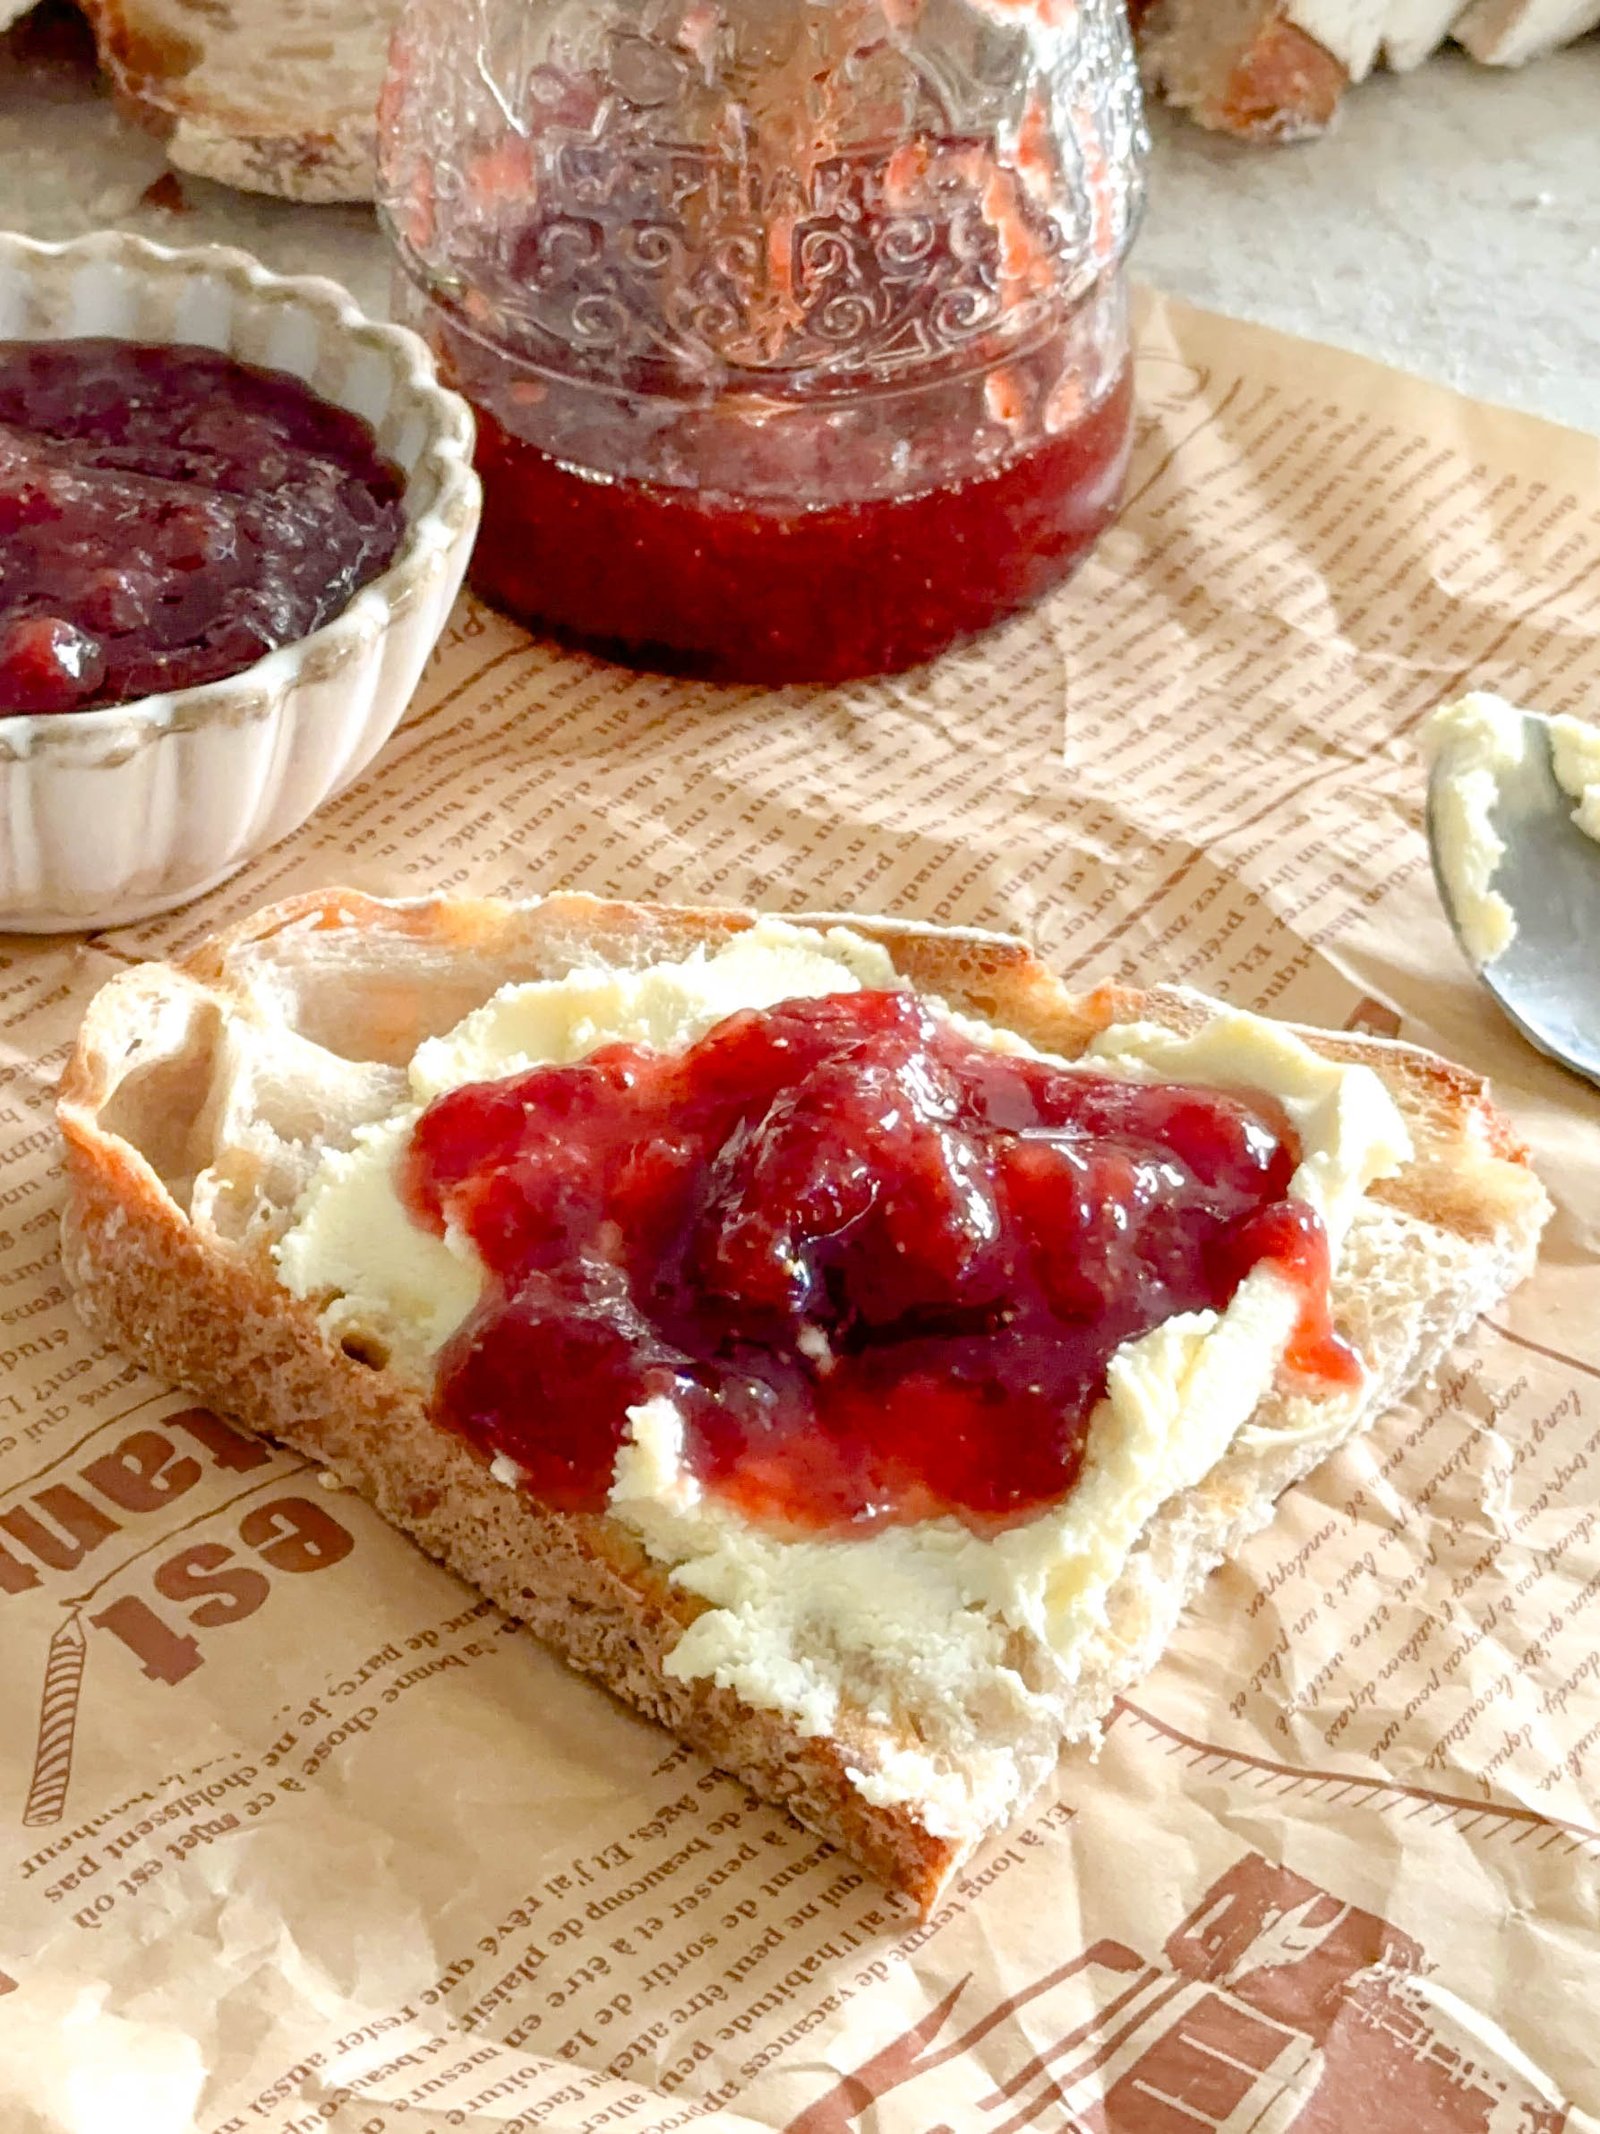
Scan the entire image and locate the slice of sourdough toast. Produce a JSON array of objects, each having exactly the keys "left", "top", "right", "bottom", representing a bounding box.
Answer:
[{"left": 57, "top": 890, "right": 1548, "bottom": 1911}]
